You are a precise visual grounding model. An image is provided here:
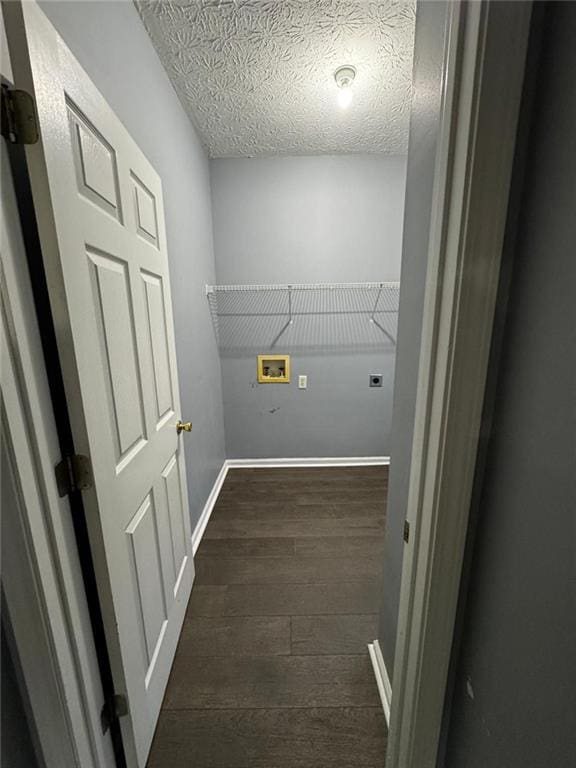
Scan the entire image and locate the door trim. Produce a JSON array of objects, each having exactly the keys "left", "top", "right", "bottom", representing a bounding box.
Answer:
[
  {"left": 1, "top": 120, "right": 115, "bottom": 767},
  {"left": 1, "top": 311, "right": 80, "bottom": 768},
  {"left": 1, "top": 98, "right": 126, "bottom": 768},
  {"left": 386, "top": 2, "right": 532, "bottom": 766}
]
